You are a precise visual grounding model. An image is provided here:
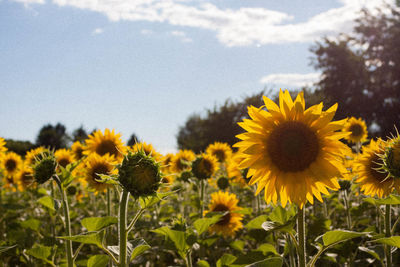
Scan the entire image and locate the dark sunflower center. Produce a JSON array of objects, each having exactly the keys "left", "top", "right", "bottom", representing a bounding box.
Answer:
[
  {"left": 75, "top": 148, "right": 83, "bottom": 159},
  {"left": 267, "top": 121, "right": 319, "bottom": 172},
  {"left": 21, "top": 172, "right": 34, "bottom": 184},
  {"left": 349, "top": 124, "right": 363, "bottom": 137},
  {"left": 96, "top": 140, "right": 119, "bottom": 157},
  {"left": 58, "top": 158, "right": 71, "bottom": 168},
  {"left": 214, "top": 150, "right": 226, "bottom": 162},
  {"left": 91, "top": 164, "right": 110, "bottom": 183},
  {"left": 212, "top": 204, "right": 231, "bottom": 226},
  {"left": 5, "top": 159, "right": 17, "bottom": 172},
  {"left": 200, "top": 159, "right": 213, "bottom": 174},
  {"left": 369, "top": 154, "right": 387, "bottom": 182}
]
